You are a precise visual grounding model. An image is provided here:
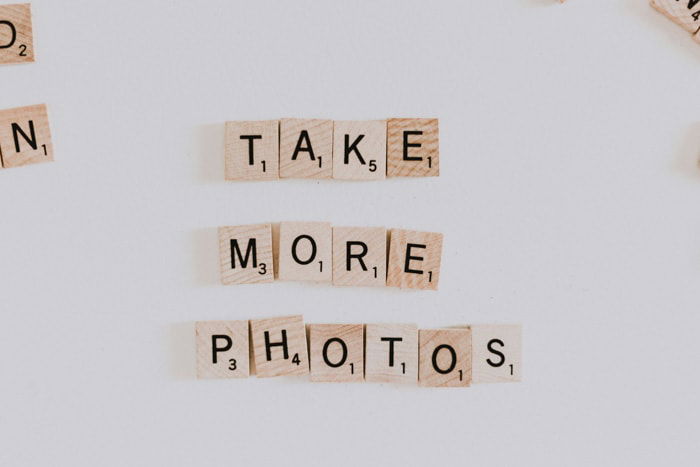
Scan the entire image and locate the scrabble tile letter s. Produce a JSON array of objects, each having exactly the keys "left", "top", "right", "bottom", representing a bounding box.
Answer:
[
  {"left": 218, "top": 224, "right": 274, "bottom": 285},
  {"left": 0, "top": 4, "right": 34, "bottom": 64},
  {"left": 225, "top": 120, "right": 279, "bottom": 181},
  {"left": 196, "top": 320, "right": 250, "bottom": 378},
  {"left": 387, "top": 229, "right": 443, "bottom": 290},
  {"left": 387, "top": 118, "right": 438, "bottom": 177},
  {"left": 250, "top": 315, "right": 309, "bottom": 377},
  {"left": 279, "top": 118, "right": 333, "bottom": 179},
  {"left": 419, "top": 328, "right": 471, "bottom": 387},
  {"left": 471, "top": 324, "right": 522, "bottom": 383},
  {"left": 309, "top": 324, "right": 364, "bottom": 382},
  {"left": 0, "top": 104, "right": 53, "bottom": 169}
]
